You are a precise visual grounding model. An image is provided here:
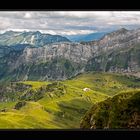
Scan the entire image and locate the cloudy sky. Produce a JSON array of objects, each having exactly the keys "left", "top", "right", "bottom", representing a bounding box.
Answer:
[{"left": 0, "top": 11, "right": 140, "bottom": 36}]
